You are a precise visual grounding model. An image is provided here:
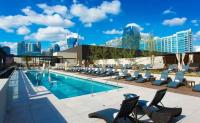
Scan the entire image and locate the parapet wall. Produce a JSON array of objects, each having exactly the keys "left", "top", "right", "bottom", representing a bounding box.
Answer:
[
  {"left": 94, "top": 56, "right": 164, "bottom": 69},
  {"left": 0, "top": 79, "right": 8, "bottom": 123}
]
